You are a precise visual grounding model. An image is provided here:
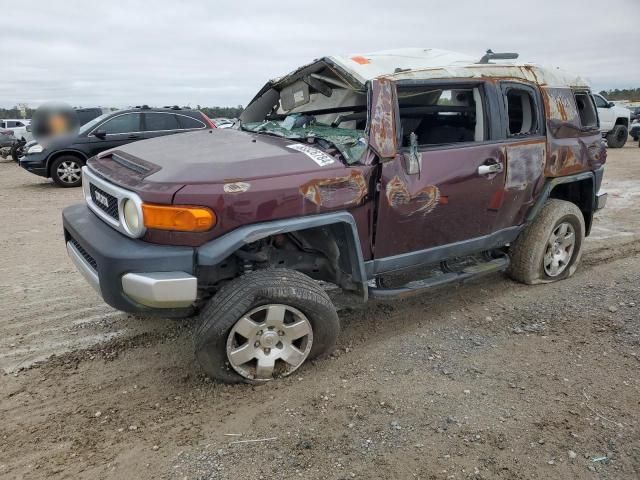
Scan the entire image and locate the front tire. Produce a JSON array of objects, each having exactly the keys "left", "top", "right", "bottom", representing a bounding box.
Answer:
[
  {"left": 508, "top": 199, "right": 585, "bottom": 285},
  {"left": 194, "top": 269, "right": 340, "bottom": 383},
  {"left": 606, "top": 124, "right": 628, "bottom": 148},
  {"left": 50, "top": 155, "right": 84, "bottom": 187}
]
